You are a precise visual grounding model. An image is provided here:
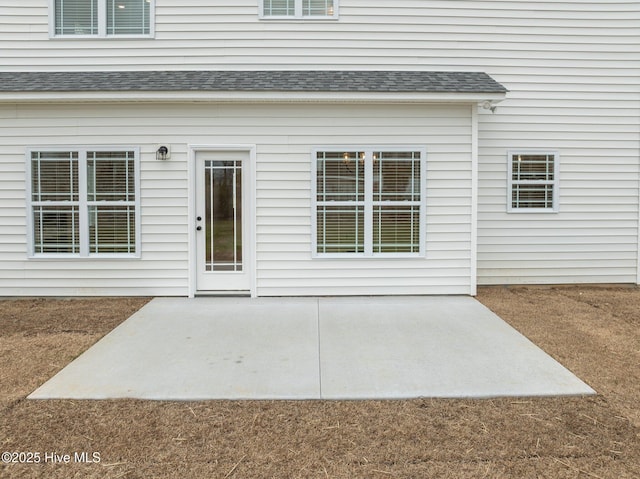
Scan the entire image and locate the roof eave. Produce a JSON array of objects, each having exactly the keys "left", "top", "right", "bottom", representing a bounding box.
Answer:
[{"left": 0, "top": 90, "right": 507, "bottom": 104}]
